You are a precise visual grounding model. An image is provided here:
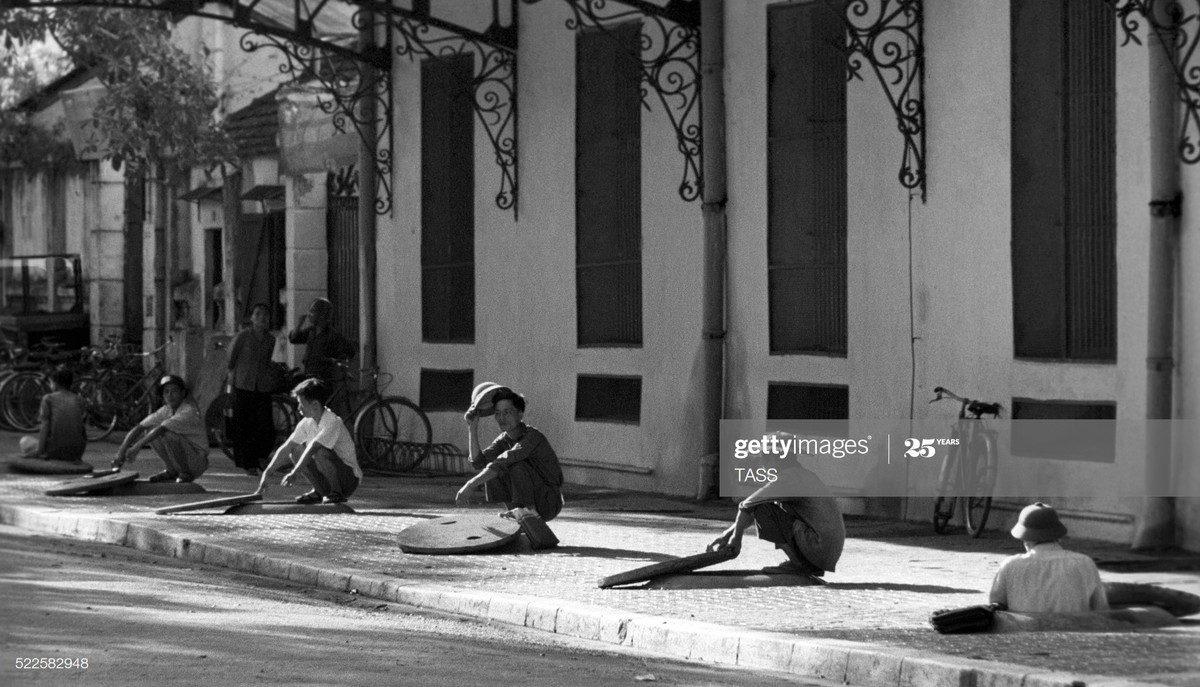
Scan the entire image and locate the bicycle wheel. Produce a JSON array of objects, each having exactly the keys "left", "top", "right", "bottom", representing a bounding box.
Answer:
[
  {"left": 932, "top": 439, "right": 962, "bottom": 534},
  {"left": 2, "top": 371, "right": 49, "bottom": 432},
  {"left": 964, "top": 431, "right": 997, "bottom": 538},
  {"left": 106, "top": 372, "right": 151, "bottom": 430},
  {"left": 271, "top": 394, "right": 299, "bottom": 446},
  {"left": 203, "top": 392, "right": 235, "bottom": 460},
  {"left": 73, "top": 376, "right": 119, "bottom": 442},
  {"left": 353, "top": 396, "right": 432, "bottom": 473},
  {"left": 0, "top": 370, "right": 17, "bottom": 431}
]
